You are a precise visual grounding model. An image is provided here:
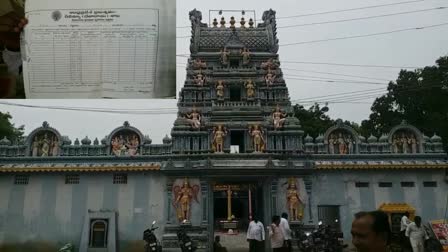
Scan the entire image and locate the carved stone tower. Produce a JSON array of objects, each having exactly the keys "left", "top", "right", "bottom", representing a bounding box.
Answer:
[{"left": 171, "top": 9, "right": 303, "bottom": 154}]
